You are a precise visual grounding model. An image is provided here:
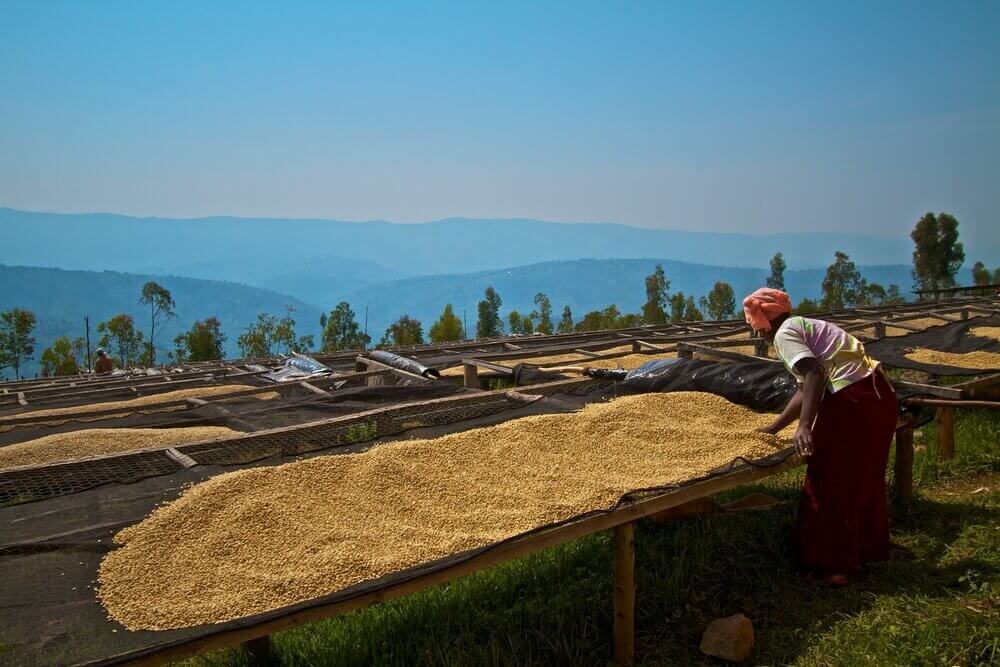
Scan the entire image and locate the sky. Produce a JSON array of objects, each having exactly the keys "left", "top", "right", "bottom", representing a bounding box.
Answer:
[{"left": 1, "top": 1, "right": 998, "bottom": 248}]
